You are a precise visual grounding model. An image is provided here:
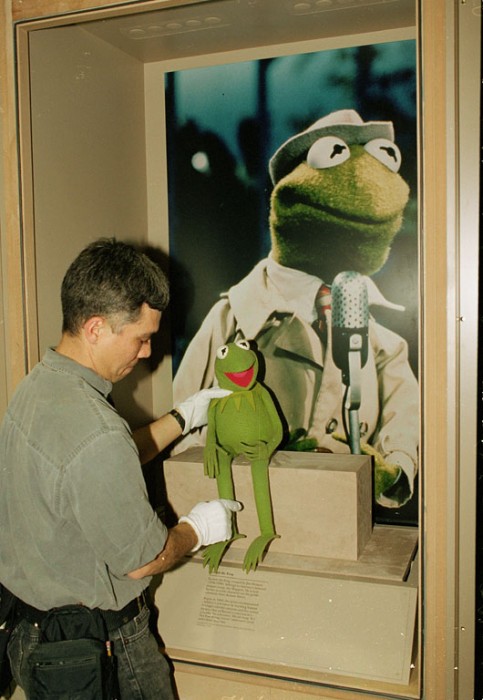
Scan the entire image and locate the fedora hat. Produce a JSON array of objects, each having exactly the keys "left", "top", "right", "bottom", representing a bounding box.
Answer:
[{"left": 269, "top": 109, "right": 395, "bottom": 185}]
